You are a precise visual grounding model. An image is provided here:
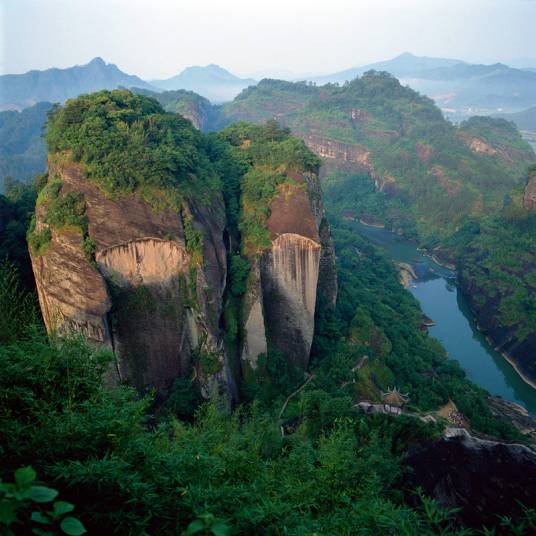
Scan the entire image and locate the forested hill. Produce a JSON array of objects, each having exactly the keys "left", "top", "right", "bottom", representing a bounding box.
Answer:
[
  {"left": 310, "top": 53, "right": 536, "bottom": 113},
  {"left": 212, "top": 73, "right": 535, "bottom": 243}
]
